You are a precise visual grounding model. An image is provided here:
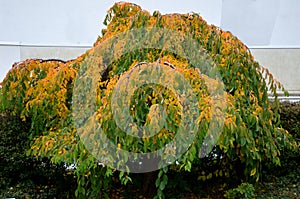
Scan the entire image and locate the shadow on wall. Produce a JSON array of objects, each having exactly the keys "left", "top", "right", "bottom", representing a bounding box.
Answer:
[{"left": 221, "top": 0, "right": 280, "bottom": 46}]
